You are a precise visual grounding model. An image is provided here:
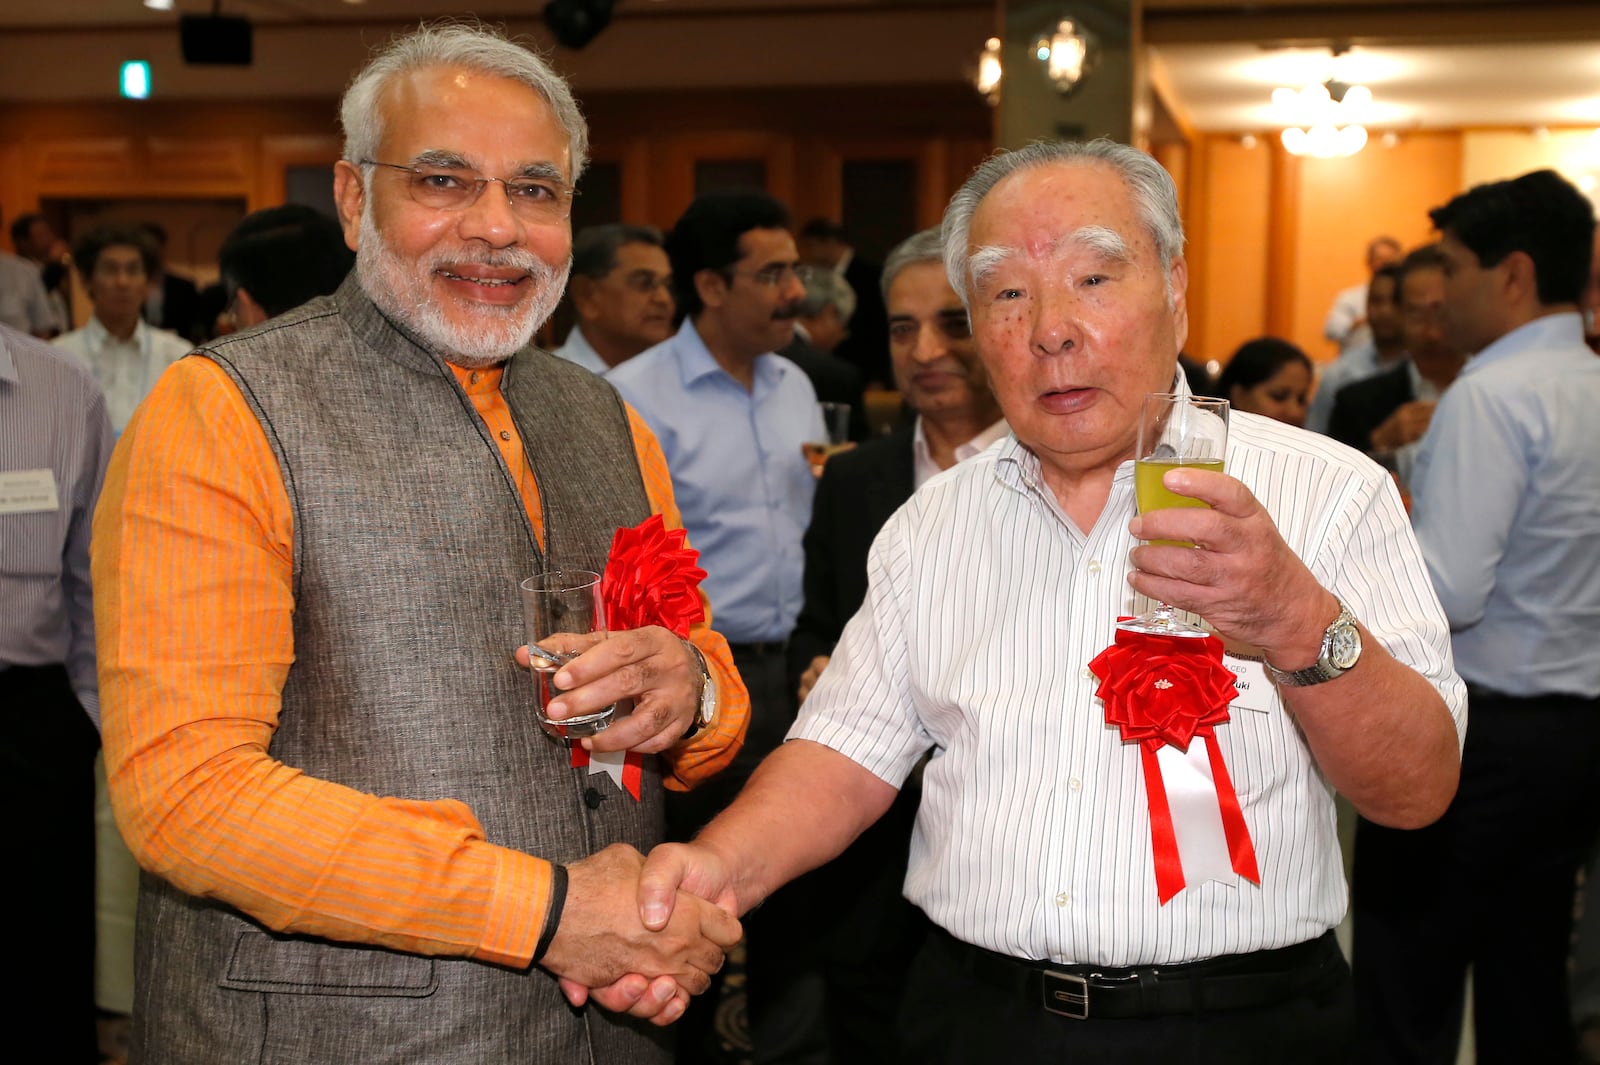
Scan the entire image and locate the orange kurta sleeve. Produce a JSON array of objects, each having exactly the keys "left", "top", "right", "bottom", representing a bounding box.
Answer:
[{"left": 450, "top": 363, "right": 748, "bottom": 789}]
